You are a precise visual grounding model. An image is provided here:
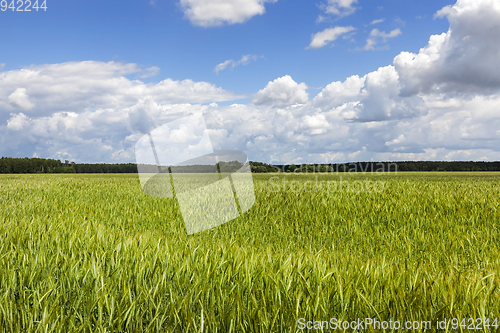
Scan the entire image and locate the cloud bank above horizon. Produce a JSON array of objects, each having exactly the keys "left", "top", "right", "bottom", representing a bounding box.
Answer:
[{"left": 1, "top": 0, "right": 500, "bottom": 164}]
